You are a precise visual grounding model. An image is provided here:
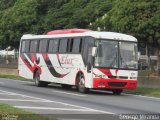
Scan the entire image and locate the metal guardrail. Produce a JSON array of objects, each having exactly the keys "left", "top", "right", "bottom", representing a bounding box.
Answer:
[{"left": 0, "top": 55, "right": 18, "bottom": 68}]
